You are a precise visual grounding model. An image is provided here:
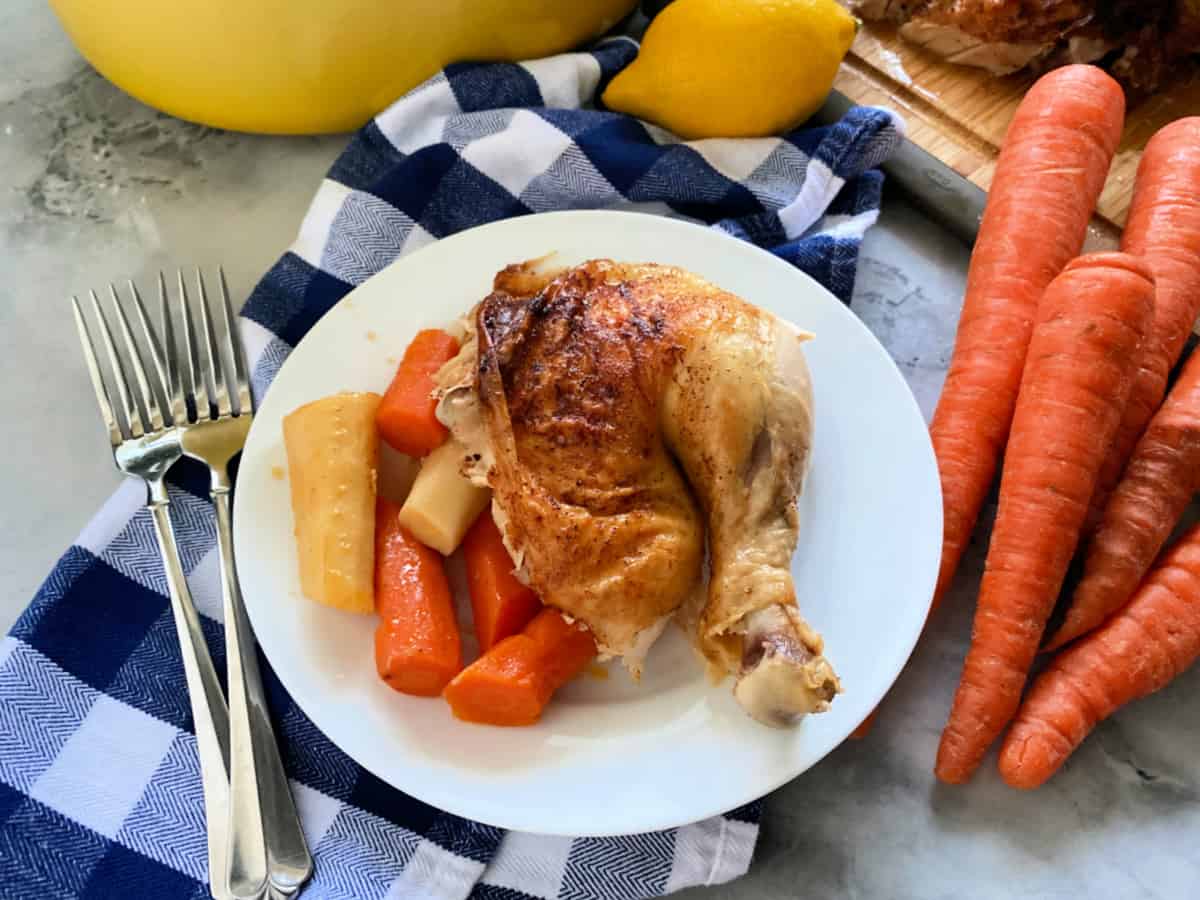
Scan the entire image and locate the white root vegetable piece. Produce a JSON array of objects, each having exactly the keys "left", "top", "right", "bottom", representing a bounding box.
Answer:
[
  {"left": 397, "top": 438, "right": 491, "bottom": 555},
  {"left": 377, "top": 442, "right": 420, "bottom": 505},
  {"left": 283, "top": 391, "right": 382, "bottom": 614}
]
